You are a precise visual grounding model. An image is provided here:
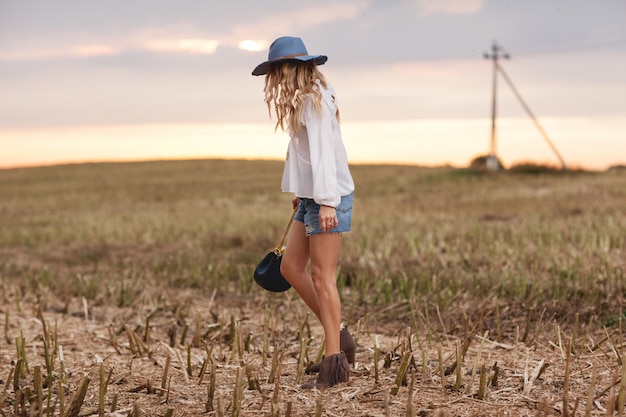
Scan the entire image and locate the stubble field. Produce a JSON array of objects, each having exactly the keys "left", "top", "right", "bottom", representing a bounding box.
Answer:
[{"left": 0, "top": 159, "right": 625, "bottom": 416}]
